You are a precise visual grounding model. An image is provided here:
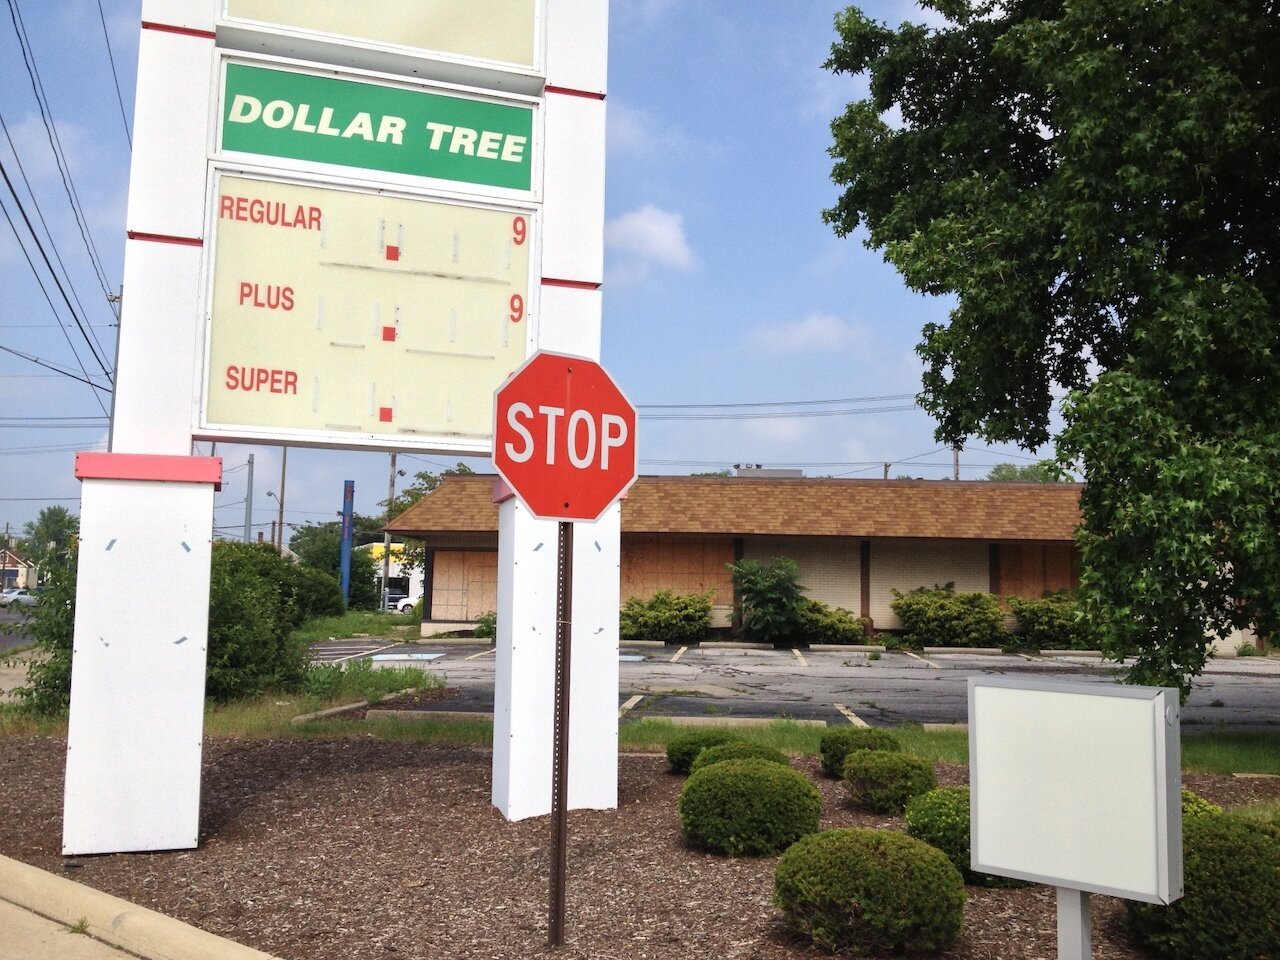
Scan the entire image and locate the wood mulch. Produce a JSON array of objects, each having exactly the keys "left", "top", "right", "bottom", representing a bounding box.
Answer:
[{"left": 1, "top": 735, "right": 1277, "bottom": 959}]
